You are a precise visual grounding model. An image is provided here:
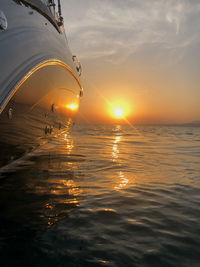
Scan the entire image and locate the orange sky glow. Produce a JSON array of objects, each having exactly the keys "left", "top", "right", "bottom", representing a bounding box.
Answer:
[{"left": 63, "top": 0, "right": 200, "bottom": 125}]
